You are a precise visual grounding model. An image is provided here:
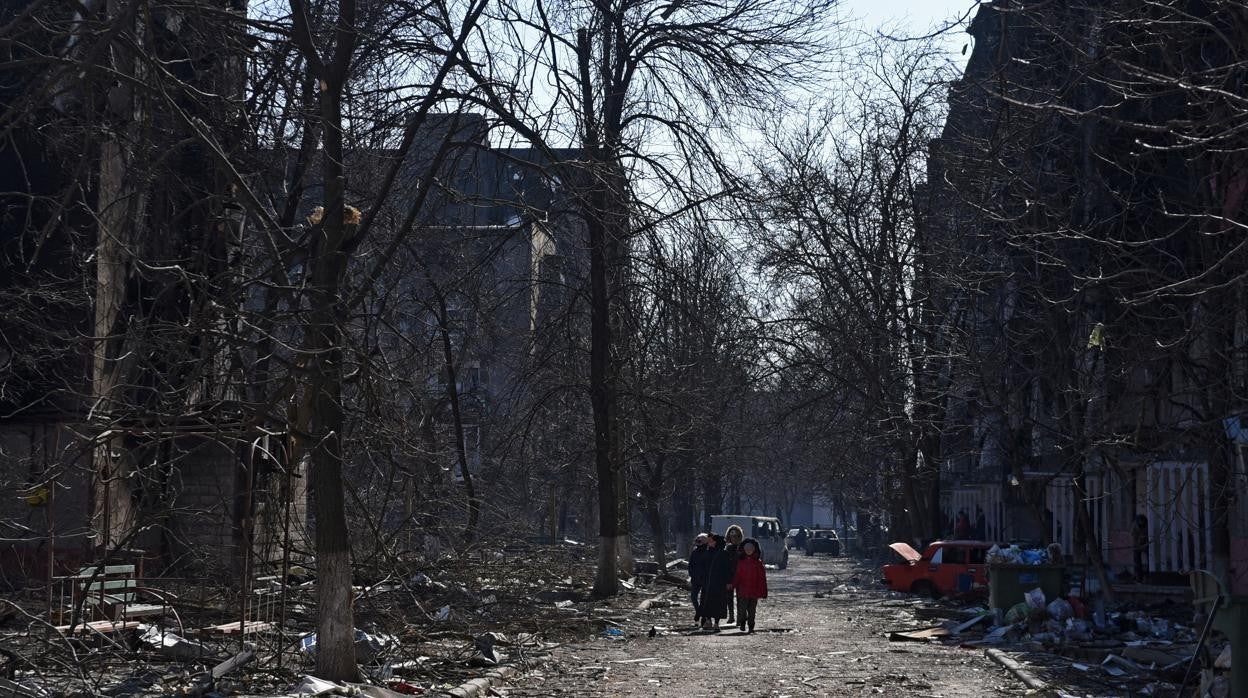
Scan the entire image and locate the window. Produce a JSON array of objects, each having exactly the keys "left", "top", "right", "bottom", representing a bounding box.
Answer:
[
  {"left": 943, "top": 547, "right": 967, "bottom": 565},
  {"left": 968, "top": 547, "right": 986, "bottom": 565}
]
